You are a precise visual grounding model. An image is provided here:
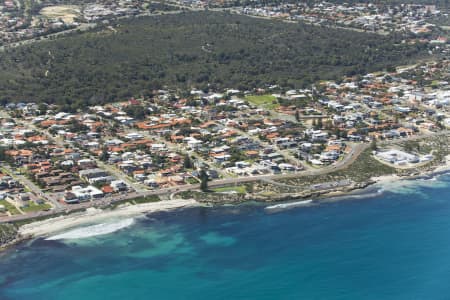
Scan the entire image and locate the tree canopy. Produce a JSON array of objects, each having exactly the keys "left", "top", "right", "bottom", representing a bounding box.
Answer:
[{"left": 0, "top": 11, "right": 429, "bottom": 108}]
